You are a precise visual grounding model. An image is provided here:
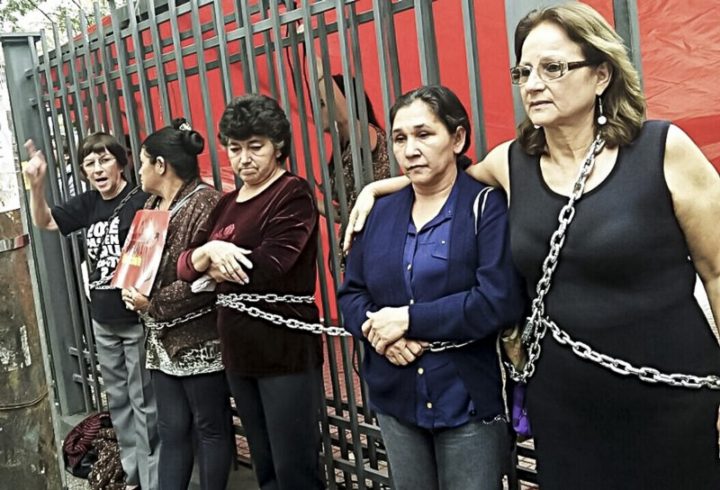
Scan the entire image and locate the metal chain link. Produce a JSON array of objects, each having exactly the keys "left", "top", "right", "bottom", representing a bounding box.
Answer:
[
  {"left": 508, "top": 135, "right": 720, "bottom": 390},
  {"left": 425, "top": 339, "right": 476, "bottom": 353},
  {"left": 217, "top": 293, "right": 474, "bottom": 352},
  {"left": 221, "top": 293, "right": 316, "bottom": 304},
  {"left": 141, "top": 306, "right": 215, "bottom": 331},
  {"left": 217, "top": 293, "right": 351, "bottom": 336},
  {"left": 545, "top": 317, "right": 720, "bottom": 390},
  {"left": 509, "top": 136, "right": 605, "bottom": 383}
]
